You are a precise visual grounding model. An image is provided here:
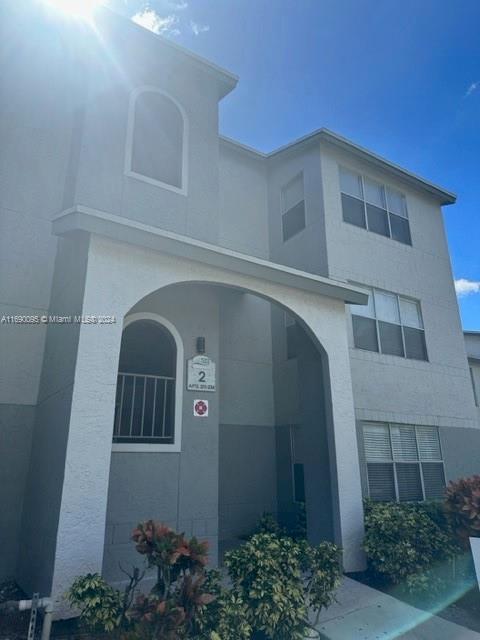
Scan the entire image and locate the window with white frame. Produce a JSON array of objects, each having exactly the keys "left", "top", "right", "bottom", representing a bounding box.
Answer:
[
  {"left": 126, "top": 88, "right": 186, "bottom": 193},
  {"left": 339, "top": 166, "right": 411, "bottom": 245},
  {"left": 363, "top": 423, "right": 445, "bottom": 502},
  {"left": 350, "top": 287, "right": 427, "bottom": 361},
  {"left": 282, "top": 173, "right": 306, "bottom": 242},
  {"left": 113, "top": 320, "right": 177, "bottom": 445}
]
